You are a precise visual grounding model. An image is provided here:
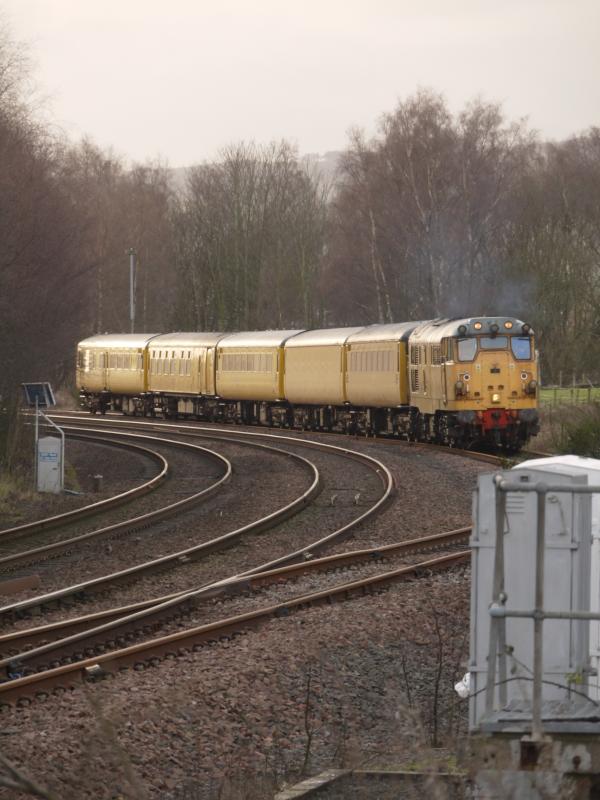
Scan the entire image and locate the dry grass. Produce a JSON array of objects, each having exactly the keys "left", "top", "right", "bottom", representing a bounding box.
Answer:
[{"left": 535, "top": 403, "right": 600, "bottom": 457}]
